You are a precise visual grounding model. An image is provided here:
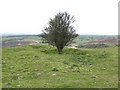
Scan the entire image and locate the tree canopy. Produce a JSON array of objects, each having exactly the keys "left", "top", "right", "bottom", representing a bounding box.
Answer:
[{"left": 41, "top": 12, "right": 78, "bottom": 54}]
